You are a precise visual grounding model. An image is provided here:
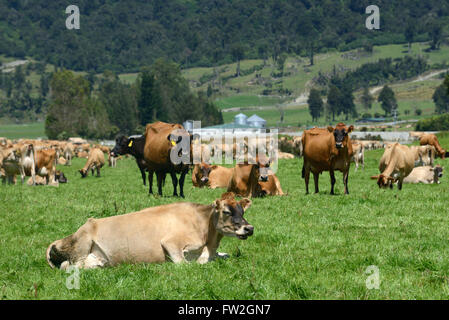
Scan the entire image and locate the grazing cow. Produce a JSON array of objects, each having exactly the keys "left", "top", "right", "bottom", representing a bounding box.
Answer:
[
  {"left": 227, "top": 156, "right": 271, "bottom": 198},
  {"left": 46, "top": 192, "right": 254, "bottom": 269},
  {"left": 143, "top": 121, "right": 191, "bottom": 197},
  {"left": 79, "top": 148, "right": 105, "bottom": 178},
  {"left": 351, "top": 143, "right": 365, "bottom": 171},
  {"left": 371, "top": 143, "right": 415, "bottom": 190},
  {"left": 0, "top": 147, "right": 20, "bottom": 184},
  {"left": 420, "top": 134, "right": 449, "bottom": 159},
  {"left": 110, "top": 135, "right": 159, "bottom": 190},
  {"left": 301, "top": 123, "right": 354, "bottom": 195},
  {"left": 258, "top": 172, "right": 285, "bottom": 196},
  {"left": 403, "top": 165, "right": 443, "bottom": 184}
]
